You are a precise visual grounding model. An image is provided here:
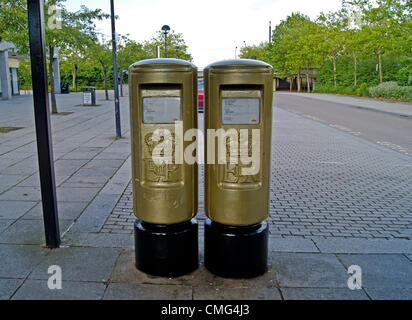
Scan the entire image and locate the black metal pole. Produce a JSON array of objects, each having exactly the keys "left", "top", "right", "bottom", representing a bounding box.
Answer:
[
  {"left": 269, "top": 21, "right": 272, "bottom": 43},
  {"left": 110, "top": 0, "right": 121, "bottom": 139},
  {"left": 27, "top": 0, "right": 60, "bottom": 248},
  {"left": 75, "top": 64, "right": 78, "bottom": 92},
  {"left": 164, "top": 32, "right": 167, "bottom": 58}
]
